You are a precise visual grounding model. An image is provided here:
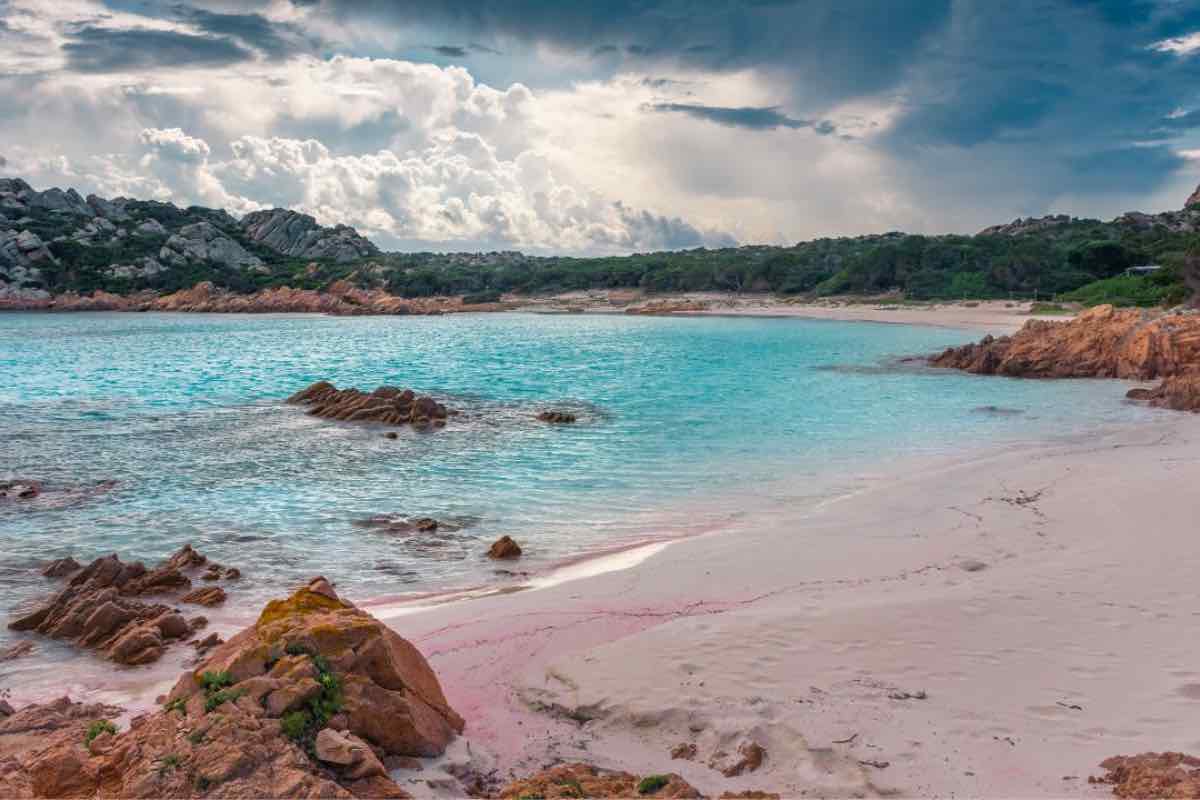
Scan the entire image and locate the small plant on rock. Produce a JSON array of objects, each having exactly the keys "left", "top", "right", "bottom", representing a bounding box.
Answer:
[
  {"left": 157, "top": 753, "right": 182, "bottom": 776},
  {"left": 84, "top": 719, "right": 117, "bottom": 745},
  {"left": 204, "top": 688, "right": 245, "bottom": 713},
  {"left": 164, "top": 697, "right": 186, "bottom": 715},
  {"left": 637, "top": 775, "right": 670, "bottom": 795},
  {"left": 199, "top": 671, "right": 232, "bottom": 693}
]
